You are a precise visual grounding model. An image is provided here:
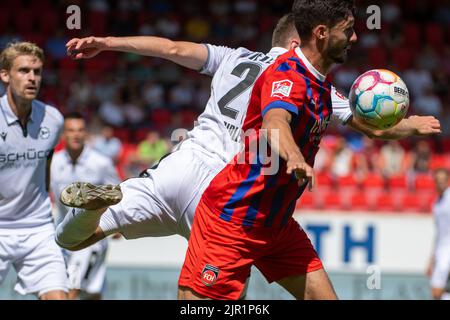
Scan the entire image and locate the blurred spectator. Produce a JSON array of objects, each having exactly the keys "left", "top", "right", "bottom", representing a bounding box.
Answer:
[
  {"left": 155, "top": 14, "right": 181, "bottom": 38},
  {"left": 353, "top": 136, "right": 379, "bottom": 182},
  {"left": 142, "top": 79, "right": 165, "bottom": 110},
  {"left": 66, "top": 75, "right": 93, "bottom": 111},
  {"left": 169, "top": 78, "right": 194, "bottom": 110},
  {"left": 330, "top": 136, "right": 354, "bottom": 178},
  {"left": 379, "top": 140, "right": 407, "bottom": 178},
  {"left": 333, "top": 61, "right": 359, "bottom": 94},
  {"left": 92, "top": 125, "right": 123, "bottom": 164},
  {"left": 185, "top": 15, "right": 211, "bottom": 40},
  {"left": 98, "top": 90, "right": 126, "bottom": 127},
  {"left": 413, "top": 87, "right": 443, "bottom": 117},
  {"left": 136, "top": 131, "right": 170, "bottom": 167},
  {"left": 89, "top": 0, "right": 110, "bottom": 12},
  {"left": 209, "top": 0, "right": 231, "bottom": 16},
  {"left": 408, "top": 140, "right": 432, "bottom": 174},
  {"left": 403, "top": 61, "right": 433, "bottom": 99}
]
